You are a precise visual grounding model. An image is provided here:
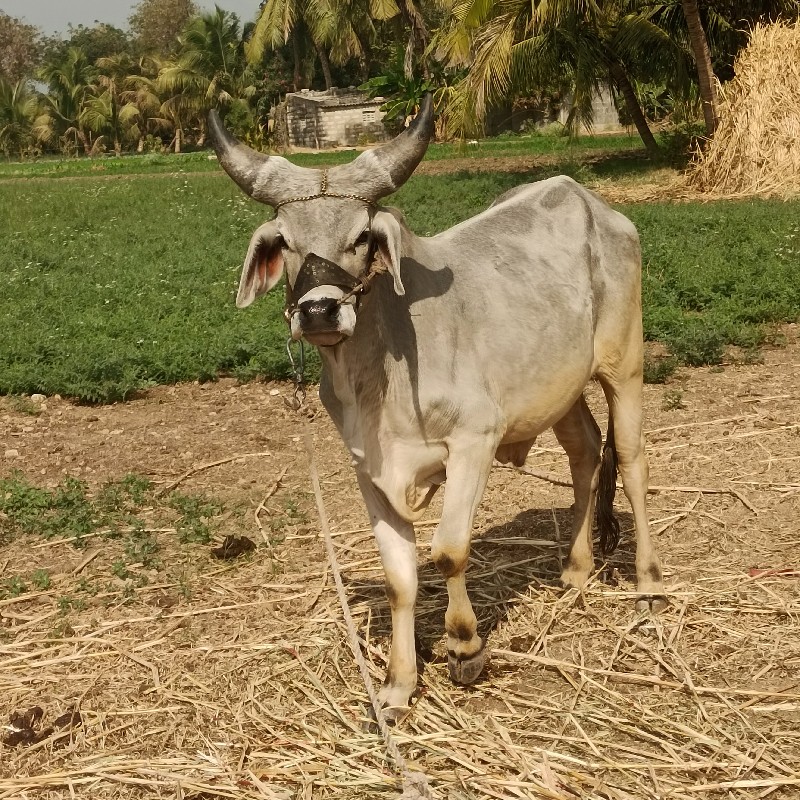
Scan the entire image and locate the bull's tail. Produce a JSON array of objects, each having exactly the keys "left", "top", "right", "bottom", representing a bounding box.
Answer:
[{"left": 596, "top": 418, "right": 621, "bottom": 556}]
